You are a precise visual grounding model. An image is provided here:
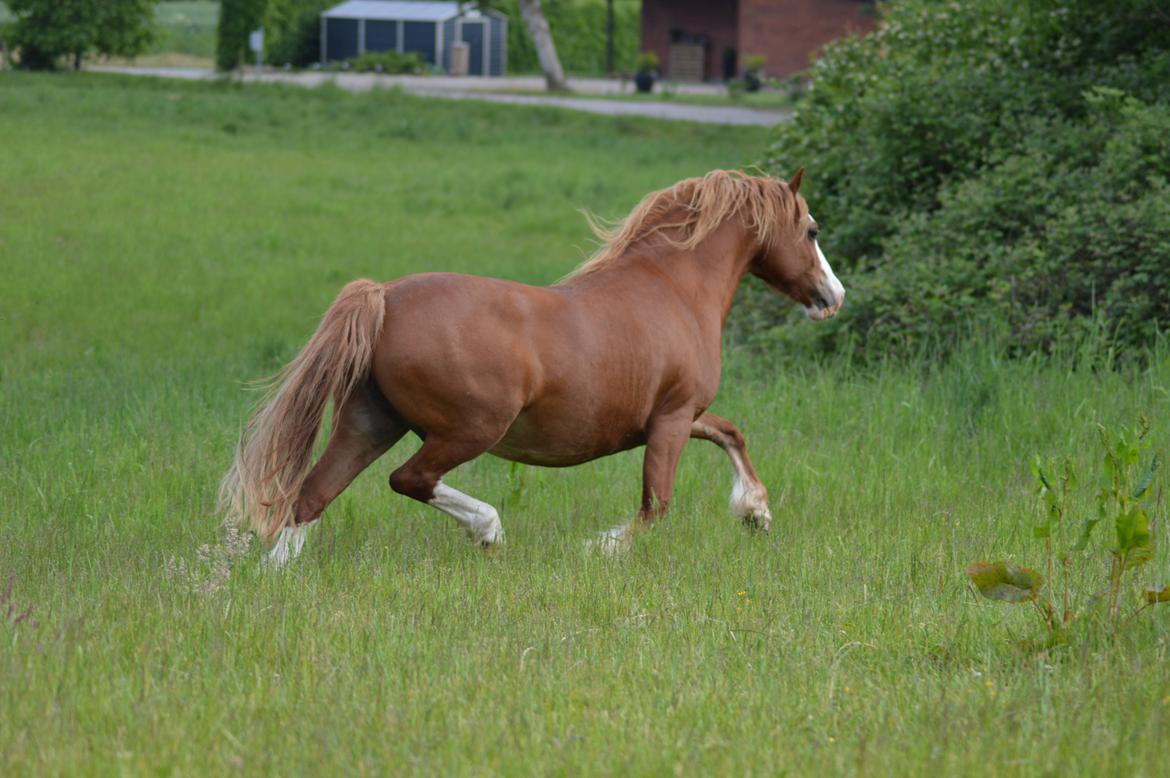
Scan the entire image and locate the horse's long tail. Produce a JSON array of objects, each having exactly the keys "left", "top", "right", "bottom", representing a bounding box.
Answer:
[{"left": 219, "top": 279, "right": 386, "bottom": 542}]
